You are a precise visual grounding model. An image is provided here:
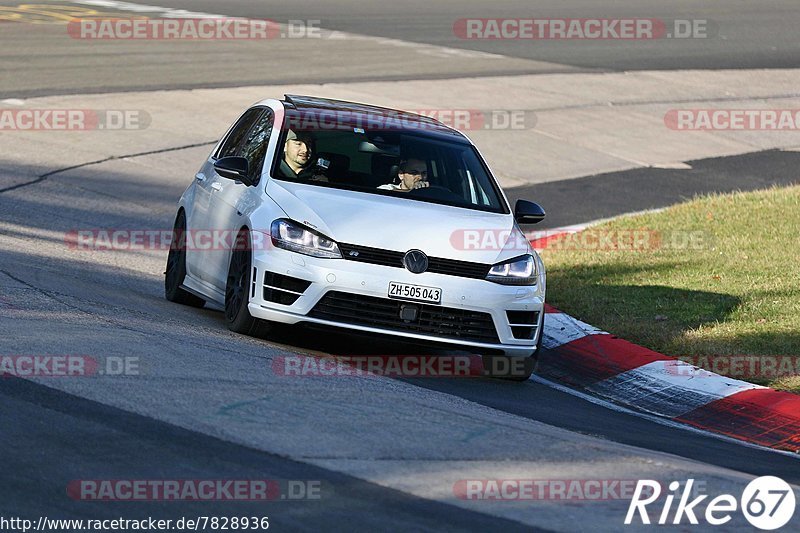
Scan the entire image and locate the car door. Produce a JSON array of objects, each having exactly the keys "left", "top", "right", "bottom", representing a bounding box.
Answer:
[
  {"left": 205, "top": 107, "right": 275, "bottom": 291},
  {"left": 187, "top": 107, "right": 264, "bottom": 284}
]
